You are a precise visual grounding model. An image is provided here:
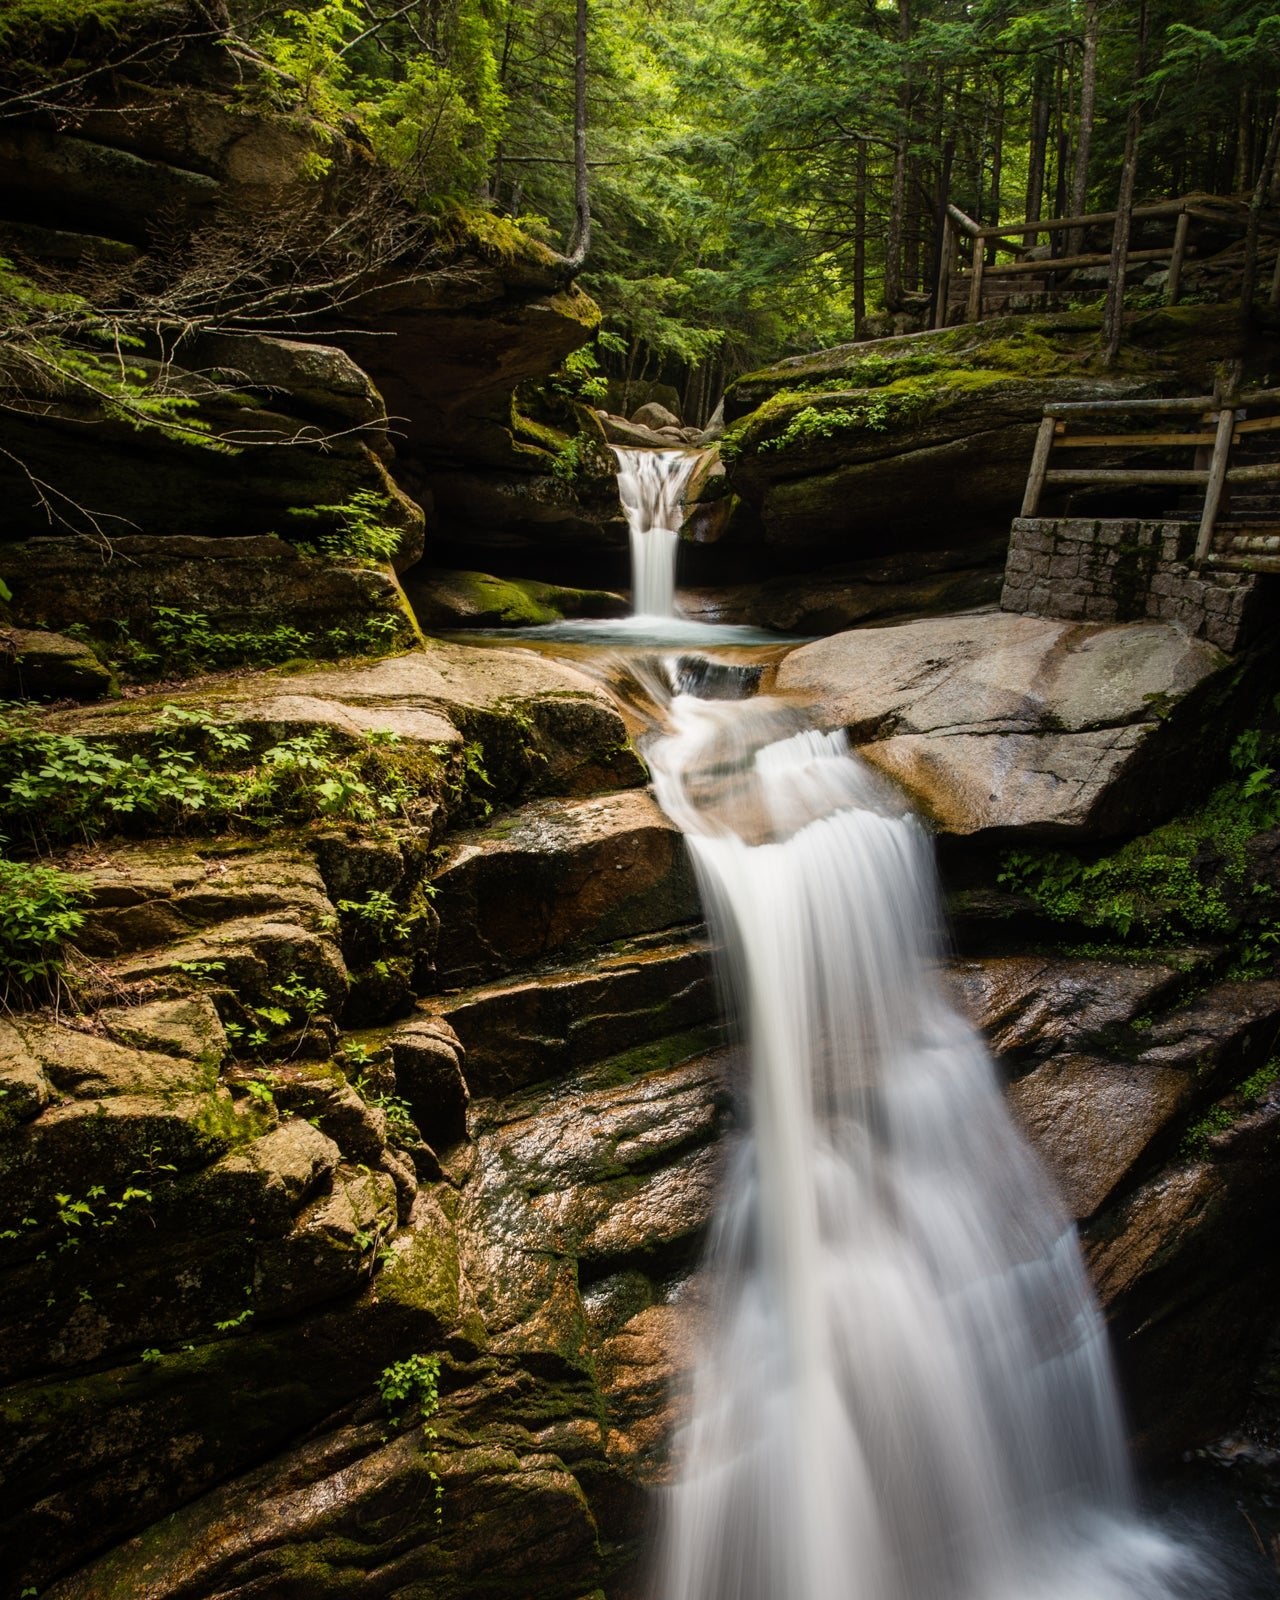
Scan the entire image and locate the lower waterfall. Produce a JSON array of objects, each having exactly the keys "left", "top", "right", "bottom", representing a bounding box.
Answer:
[{"left": 643, "top": 688, "right": 1212, "bottom": 1600}]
